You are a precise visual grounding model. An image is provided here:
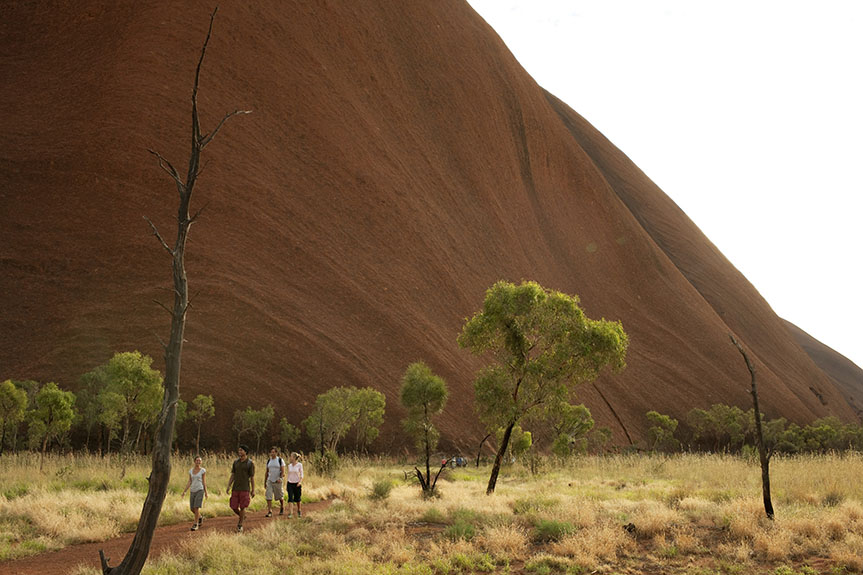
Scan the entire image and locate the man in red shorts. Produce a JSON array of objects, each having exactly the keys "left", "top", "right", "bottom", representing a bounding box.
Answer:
[{"left": 226, "top": 444, "right": 256, "bottom": 532}]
